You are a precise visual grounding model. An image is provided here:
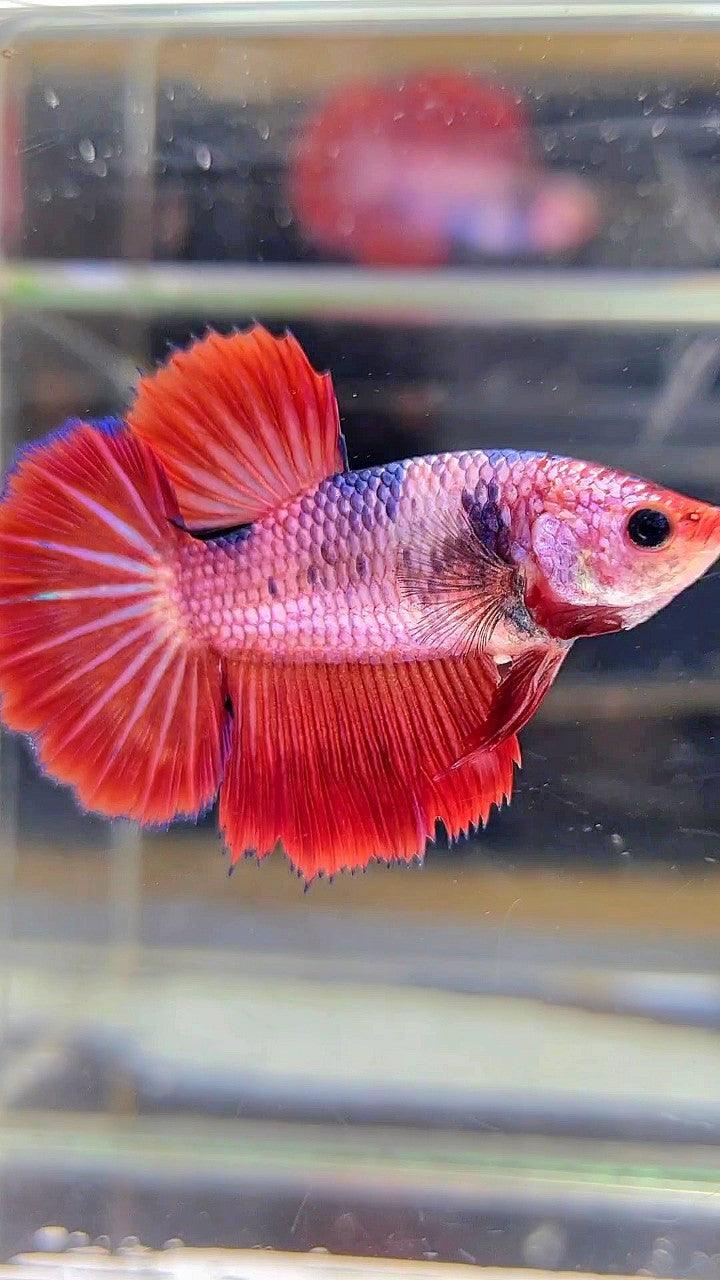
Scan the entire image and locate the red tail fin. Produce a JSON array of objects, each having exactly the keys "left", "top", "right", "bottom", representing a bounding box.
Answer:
[{"left": 0, "top": 422, "right": 226, "bottom": 823}]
